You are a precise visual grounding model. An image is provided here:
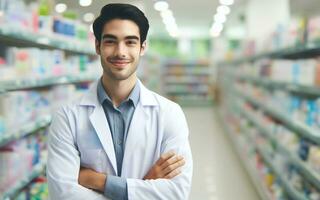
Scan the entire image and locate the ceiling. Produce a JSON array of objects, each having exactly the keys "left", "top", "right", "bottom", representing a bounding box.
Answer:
[
  {"left": 54, "top": 0, "right": 245, "bottom": 38},
  {"left": 53, "top": 0, "right": 320, "bottom": 39}
]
